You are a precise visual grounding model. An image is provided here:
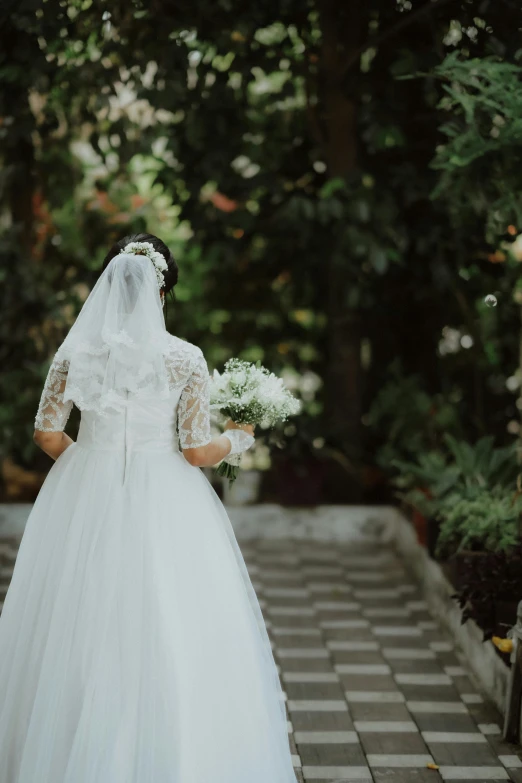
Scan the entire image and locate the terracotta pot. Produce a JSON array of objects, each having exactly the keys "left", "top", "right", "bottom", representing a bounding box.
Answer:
[
  {"left": 412, "top": 508, "right": 427, "bottom": 546},
  {"left": 407, "top": 486, "right": 434, "bottom": 549},
  {"left": 273, "top": 456, "right": 327, "bottom": 506},
  {"left": 426, "top": 518, "right": 441, "bottom": 559}
]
